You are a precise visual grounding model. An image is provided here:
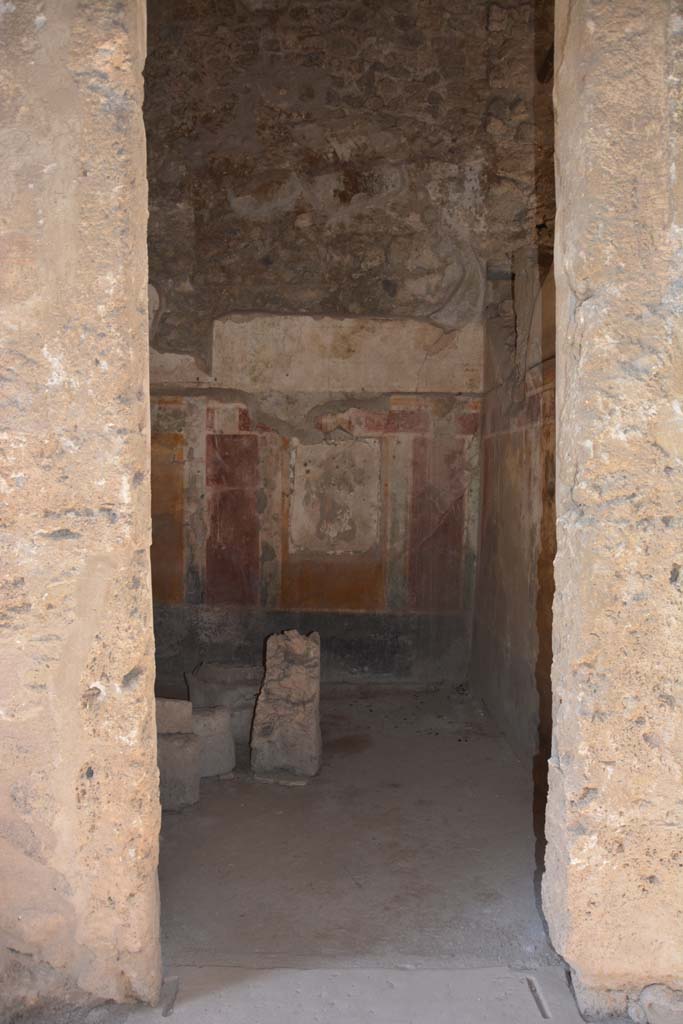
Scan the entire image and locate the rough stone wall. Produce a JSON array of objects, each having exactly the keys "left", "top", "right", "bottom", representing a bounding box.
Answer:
[
  {"left": 543, "top": 0, "right": 683, "bottom": 1015},
  {"left": 150, "top": 317, "right": 480, "bottom": 690},
  {"left": 0, "top": 1, "right": 160, "bottom": 1015},
  {"left": 144, "top": 0, "right": 547, "bottom": 365},
  {"left": 145, "top": 0, "right": 486, "bottom": 362}
]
